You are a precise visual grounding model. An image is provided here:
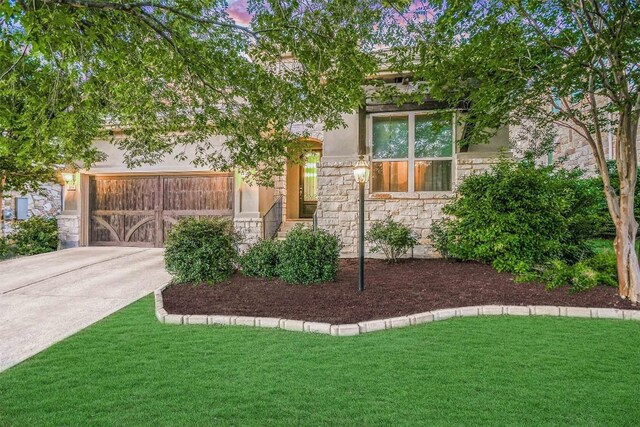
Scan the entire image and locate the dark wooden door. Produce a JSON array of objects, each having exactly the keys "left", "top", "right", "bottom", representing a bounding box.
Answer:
[{"left": 89, "top": 175, "right": 233, "bottom": 247}]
